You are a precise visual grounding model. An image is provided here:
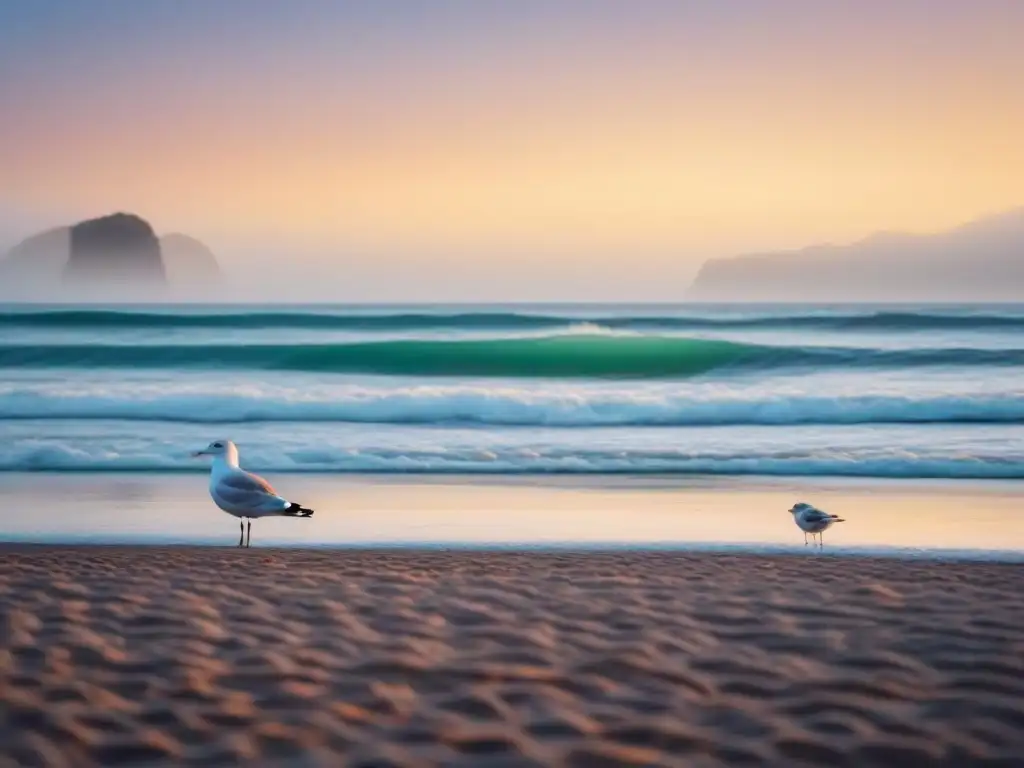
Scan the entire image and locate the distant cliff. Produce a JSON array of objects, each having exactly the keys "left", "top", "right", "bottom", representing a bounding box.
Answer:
[
  {"left": 0, "top": 213, "right": 220, "bottom": 298},
  {"left": 687, "top": 210, "right": 1024, "bottom": 302}
]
